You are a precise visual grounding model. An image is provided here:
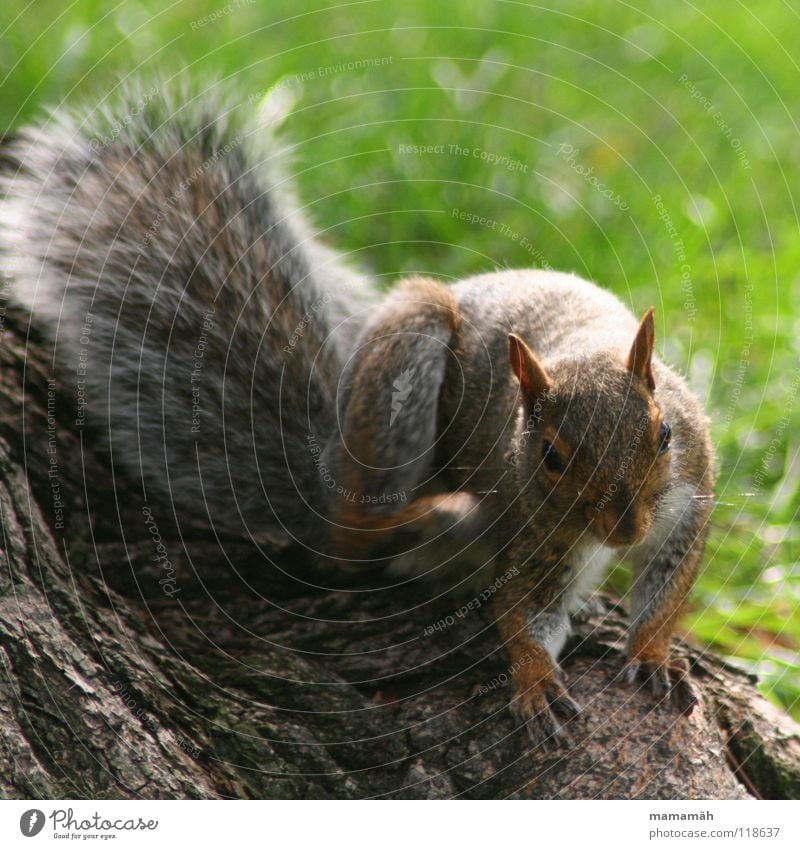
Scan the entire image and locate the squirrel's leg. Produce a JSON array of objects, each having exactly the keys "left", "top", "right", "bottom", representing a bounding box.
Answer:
[
  {"left": 623, "top": 495, "right": 711, "bottom": 715},
  {"left": 326, "top": 277, "right": 485, "bottom": 564},
  {"left": 493, "top": 573, "right": 581, "bottom": 749}
]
